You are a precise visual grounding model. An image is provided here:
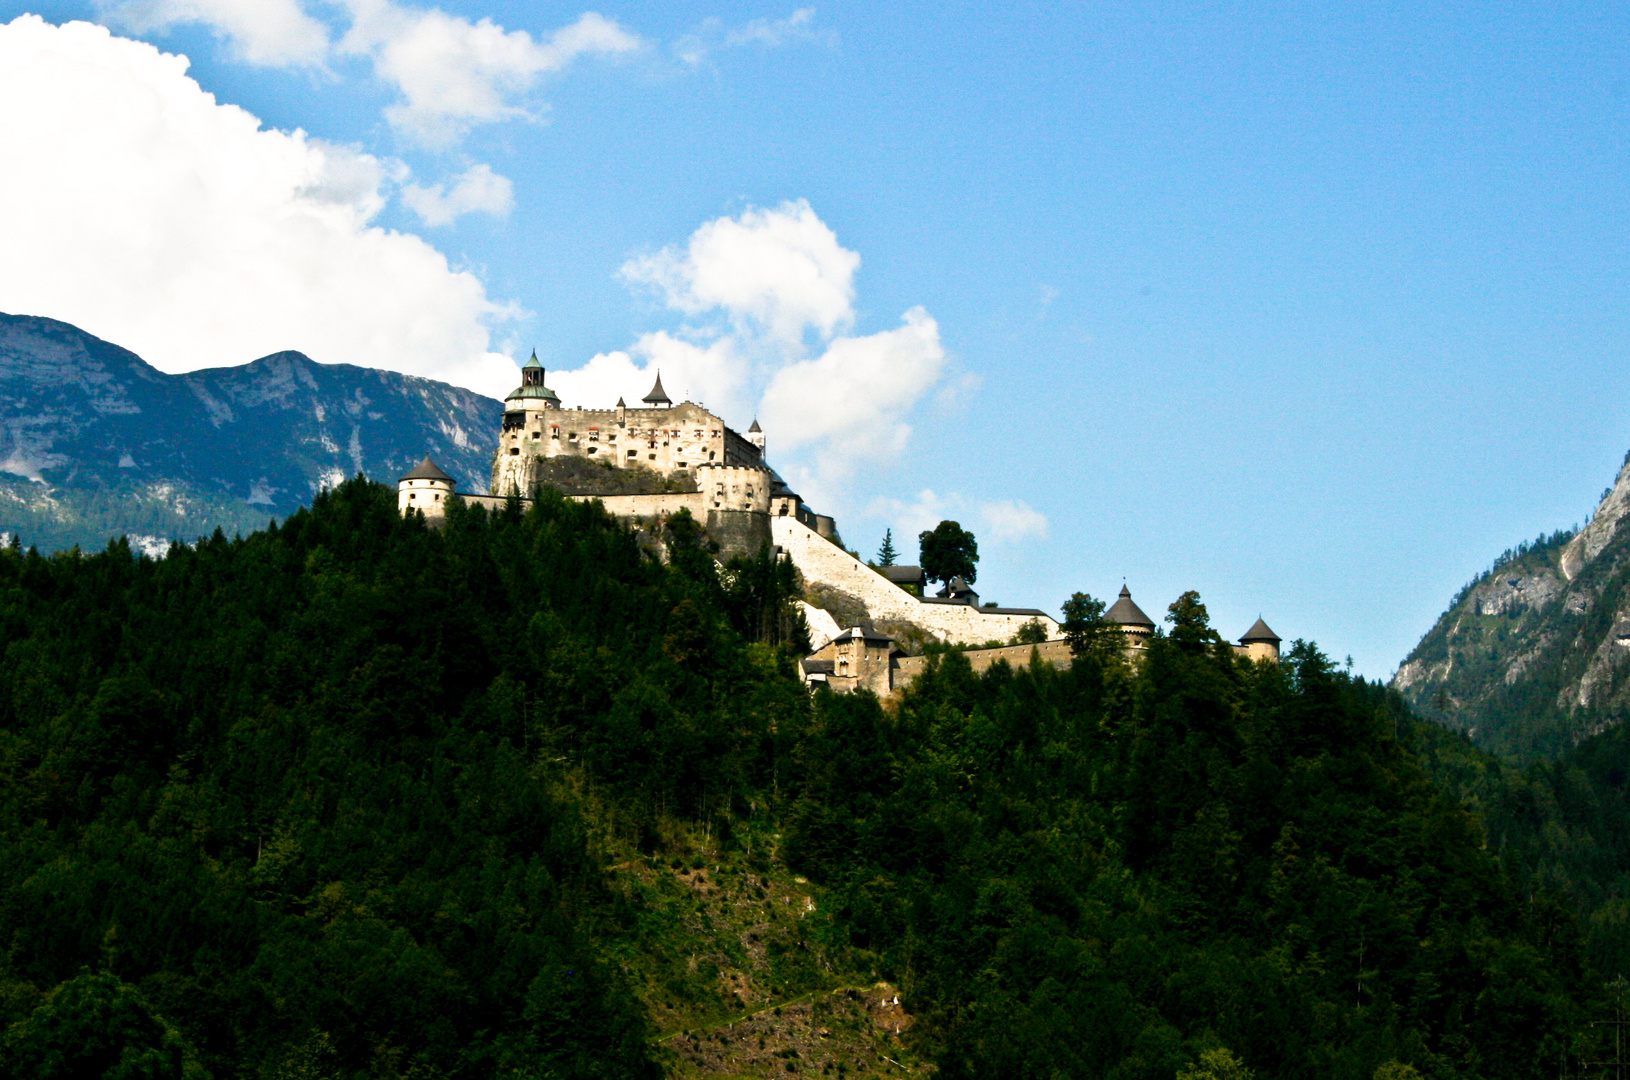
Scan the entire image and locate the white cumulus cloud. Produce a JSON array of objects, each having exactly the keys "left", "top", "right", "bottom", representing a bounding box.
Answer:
[
  {"left": 620, "top": 199, "right": 857, "bottom": 344},
  {"left": 96, "top": 0, "right": 643, "bottom": 146},
  {"left": 341, "top": 3, "right": 643, "bottom": 146},
  {"left": 402, "top": 162, "right": 514, "bottom": 226},
  {"left": 0, "top": 16, "right": 519, "bottom": 396},
  {"left": 551, "top": 200, "right": 949, "bottom": 506},
  {"left": 99, "top": 0, "right": 330, "bottom": 65},
  {"left": 759, "top": 307, "right": 943, "bottom": 450}
]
